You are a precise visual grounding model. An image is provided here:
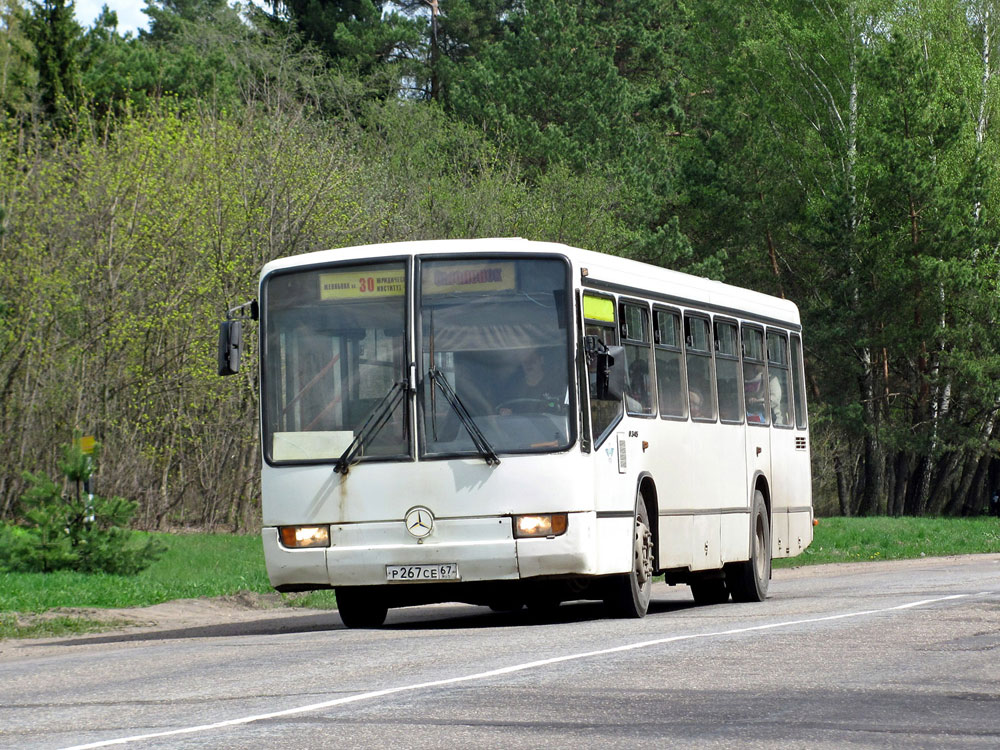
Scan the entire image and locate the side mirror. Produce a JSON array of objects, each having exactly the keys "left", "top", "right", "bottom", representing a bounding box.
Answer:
[
  {"left": 598, "top": 345, "right": 625, "bottom": 402},
  {"left": 584, "top": 336, "right": 625, "bottom": 402},
  {"left": 218, "top": 319, "right": 243, "bottom": 376}
]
